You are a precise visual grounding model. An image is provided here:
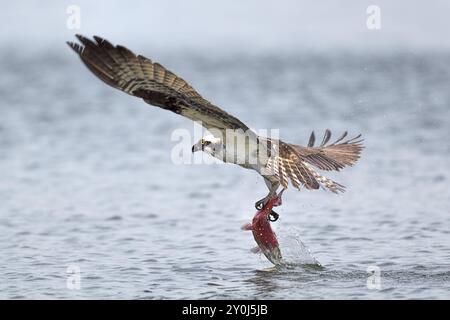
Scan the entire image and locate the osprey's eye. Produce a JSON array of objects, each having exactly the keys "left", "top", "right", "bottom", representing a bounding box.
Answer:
[{"left": 201, "top": 139, "right": 205, "bottom": 145}]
